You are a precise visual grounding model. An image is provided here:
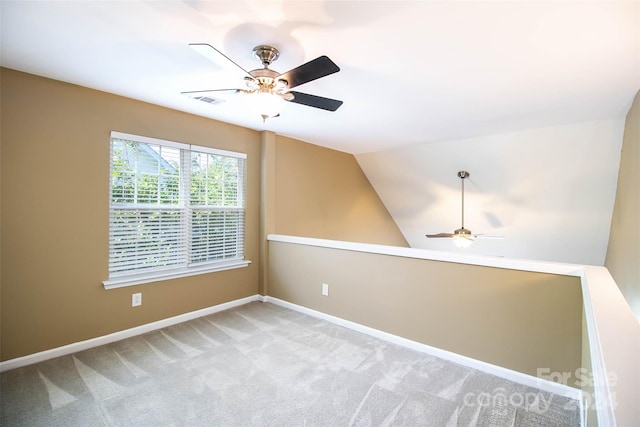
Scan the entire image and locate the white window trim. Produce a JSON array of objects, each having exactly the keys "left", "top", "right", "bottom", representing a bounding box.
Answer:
[
  {"left": 104, "top": 131, "right": 250, "bottom": 289},
  {"left": 103, "top": 259, "right": 251, "bottom": 289},
  {"left": 109, "top": 131, "right": 247, "bottom": 159}
]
